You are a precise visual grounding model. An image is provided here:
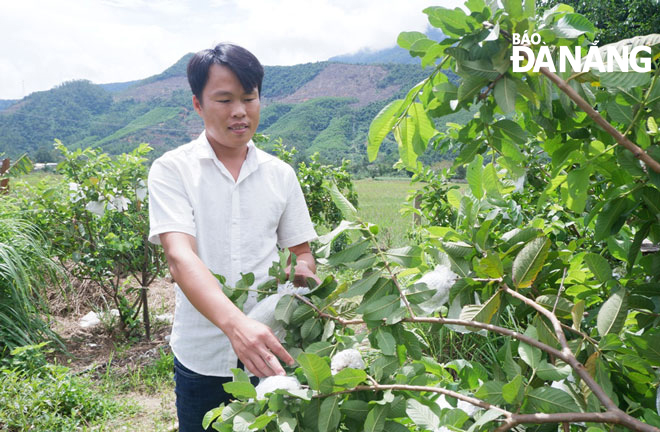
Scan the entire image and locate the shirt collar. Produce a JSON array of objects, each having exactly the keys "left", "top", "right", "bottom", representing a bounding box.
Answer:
[{"left": 193, "top": 130, "right": 260, "bottom": 167}]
